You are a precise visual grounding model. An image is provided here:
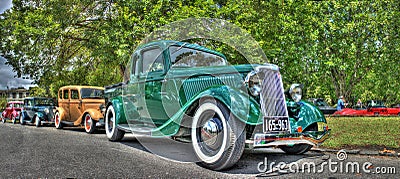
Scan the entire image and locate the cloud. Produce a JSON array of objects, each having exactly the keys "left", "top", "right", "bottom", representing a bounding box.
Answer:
[
  {"left": 0, "top": 0, "right": 12, "bottom": 14},
  {"left": 0, "top": 56, "right": 36, "bottom": 90}
]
